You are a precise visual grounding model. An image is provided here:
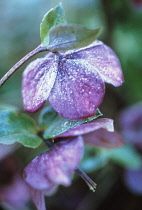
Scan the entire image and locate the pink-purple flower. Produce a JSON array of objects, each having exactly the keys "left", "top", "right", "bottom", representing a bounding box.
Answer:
[
  {"left": 23, "top": 118, "right": 123, "bottom": 210},
  {"left": 22, "top": 40, "right": 124, "bottom": 120},
  {"left": 119, "top": 102, "right": 142, "bottom": 147},
  {"left": 119, "top": 102, "right": 142, "bottom": 194},
  {"left": 0, "top": 156, "right": 30, "bottom": 208}
]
